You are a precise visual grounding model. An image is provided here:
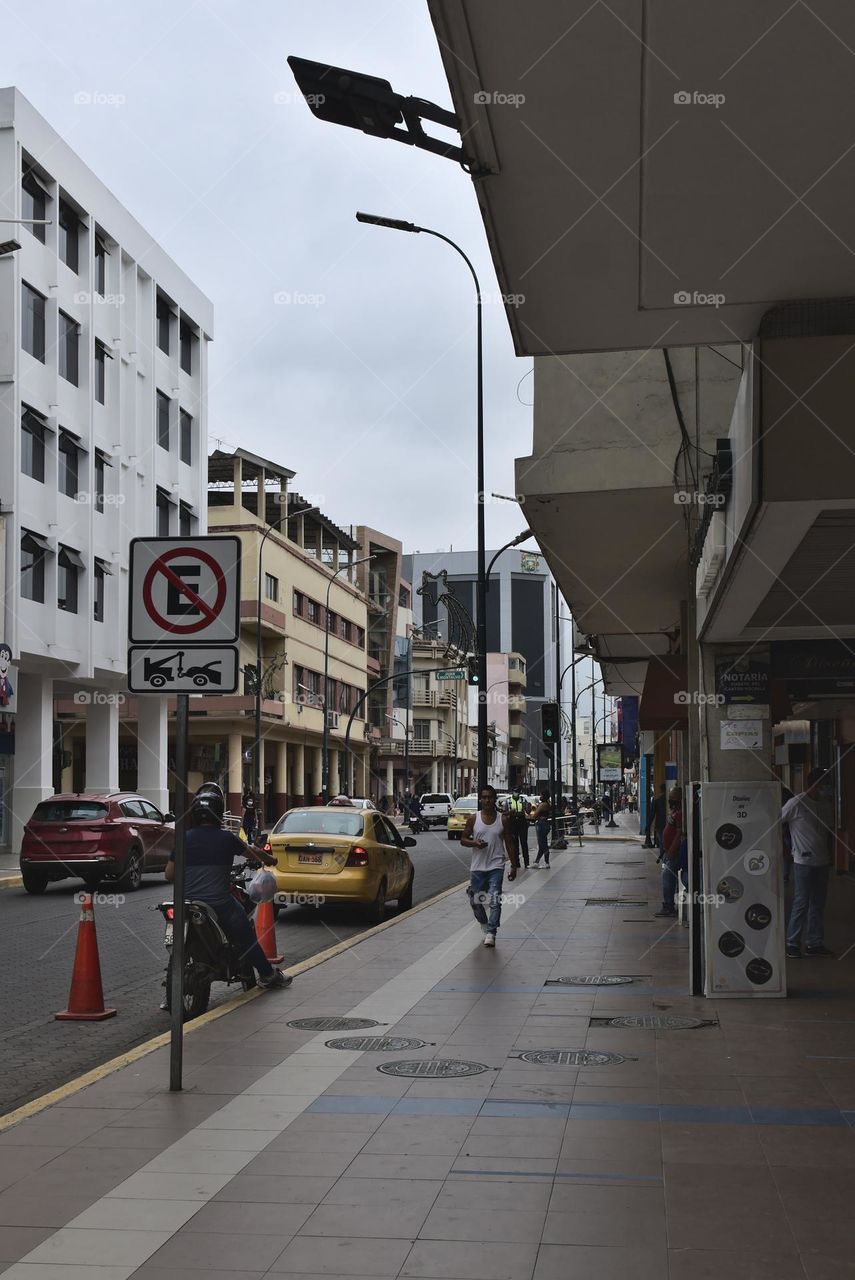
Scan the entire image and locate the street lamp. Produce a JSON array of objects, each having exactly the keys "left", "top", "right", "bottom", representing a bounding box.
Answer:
[
  {"left": 485, "top": 529, "right": 532, "bottom": 587},
  {"left": 355, "top": 210, "right": 489, "bottom": 794},
  {"left": 254, "top": 504, "right": 318, "bottom": 819},
  {"left": 287, "top": 56, "right": 491, "bottom": 175},
  {"left": 322, "top": 554, "right": 375, "bottom": 800},
  {"left": 0, "top": 218, "right": 51, "bottom": 257}
]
